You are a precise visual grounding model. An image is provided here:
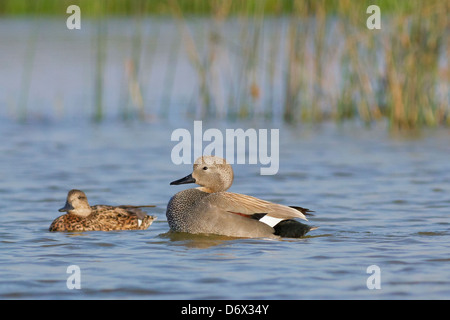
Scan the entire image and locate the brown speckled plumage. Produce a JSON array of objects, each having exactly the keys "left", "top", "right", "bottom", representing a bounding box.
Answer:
[{"left": 49, "top": 190, "right": 156, "bottom": 232}]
